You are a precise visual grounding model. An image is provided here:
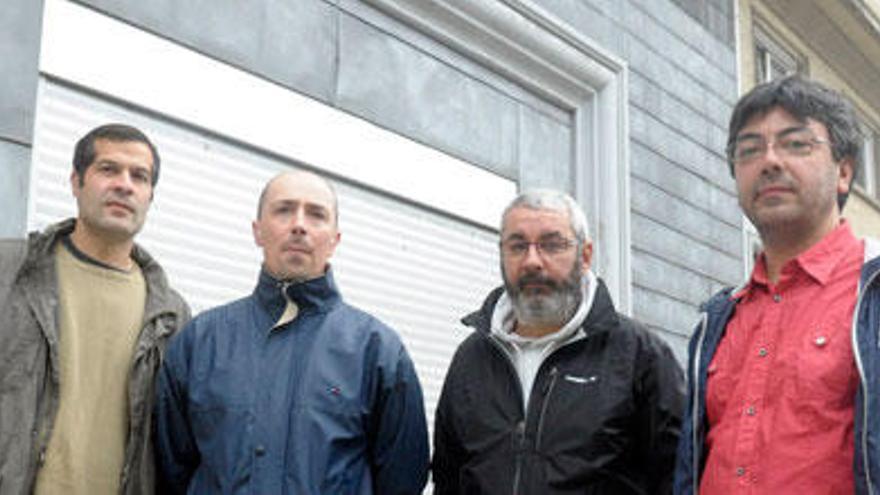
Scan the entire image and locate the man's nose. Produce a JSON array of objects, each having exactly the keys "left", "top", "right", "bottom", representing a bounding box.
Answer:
[
  {"left": 111, "top": 171, "right": 135, "bottom": 193},
  {"left": 521, "top": 244, "right": 544, "bottom": 269},
  {"left": 289, "top": 209, "right": 307, "bottom": 233}
]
